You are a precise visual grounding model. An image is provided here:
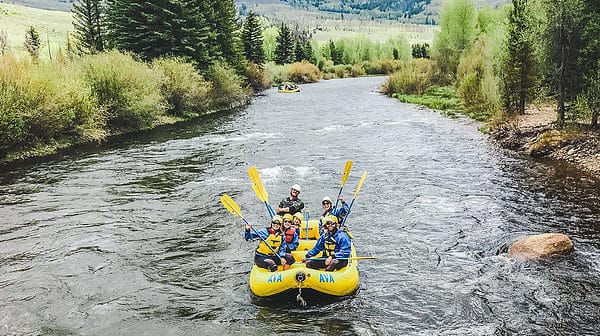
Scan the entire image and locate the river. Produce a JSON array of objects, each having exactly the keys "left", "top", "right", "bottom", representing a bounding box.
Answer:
[{"left": 1, "top": 76, "right": 599, "bottom": 335}]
